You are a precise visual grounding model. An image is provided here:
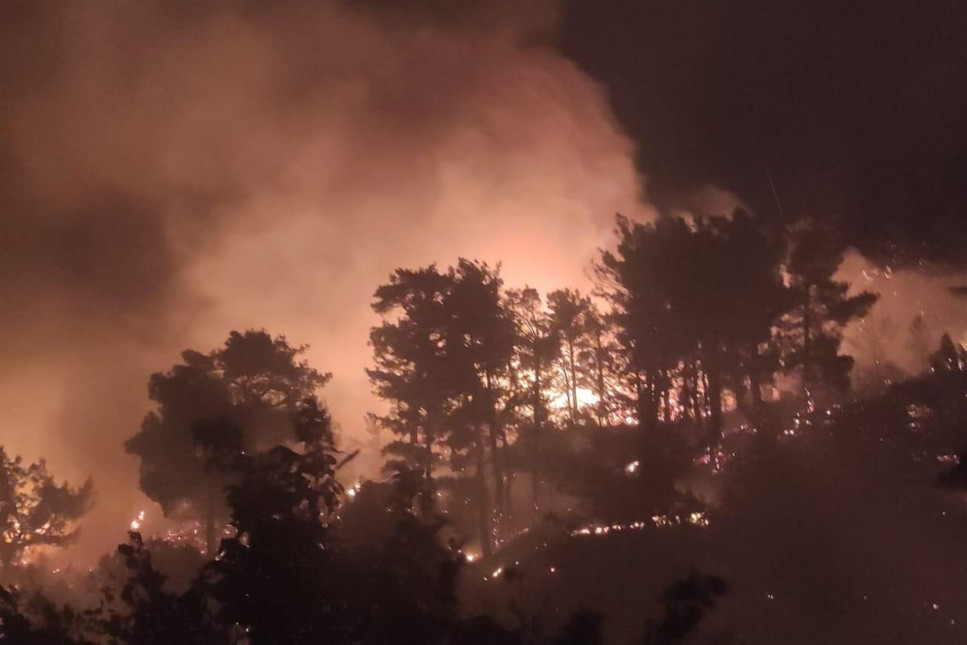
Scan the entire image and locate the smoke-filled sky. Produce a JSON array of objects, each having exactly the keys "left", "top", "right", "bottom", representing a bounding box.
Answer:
[
  {"left": 0, "top": 0, "right": 651, "bottom": 558},
  {"left": 2, "top": 0, "right": 966, "bottom": 560}
]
